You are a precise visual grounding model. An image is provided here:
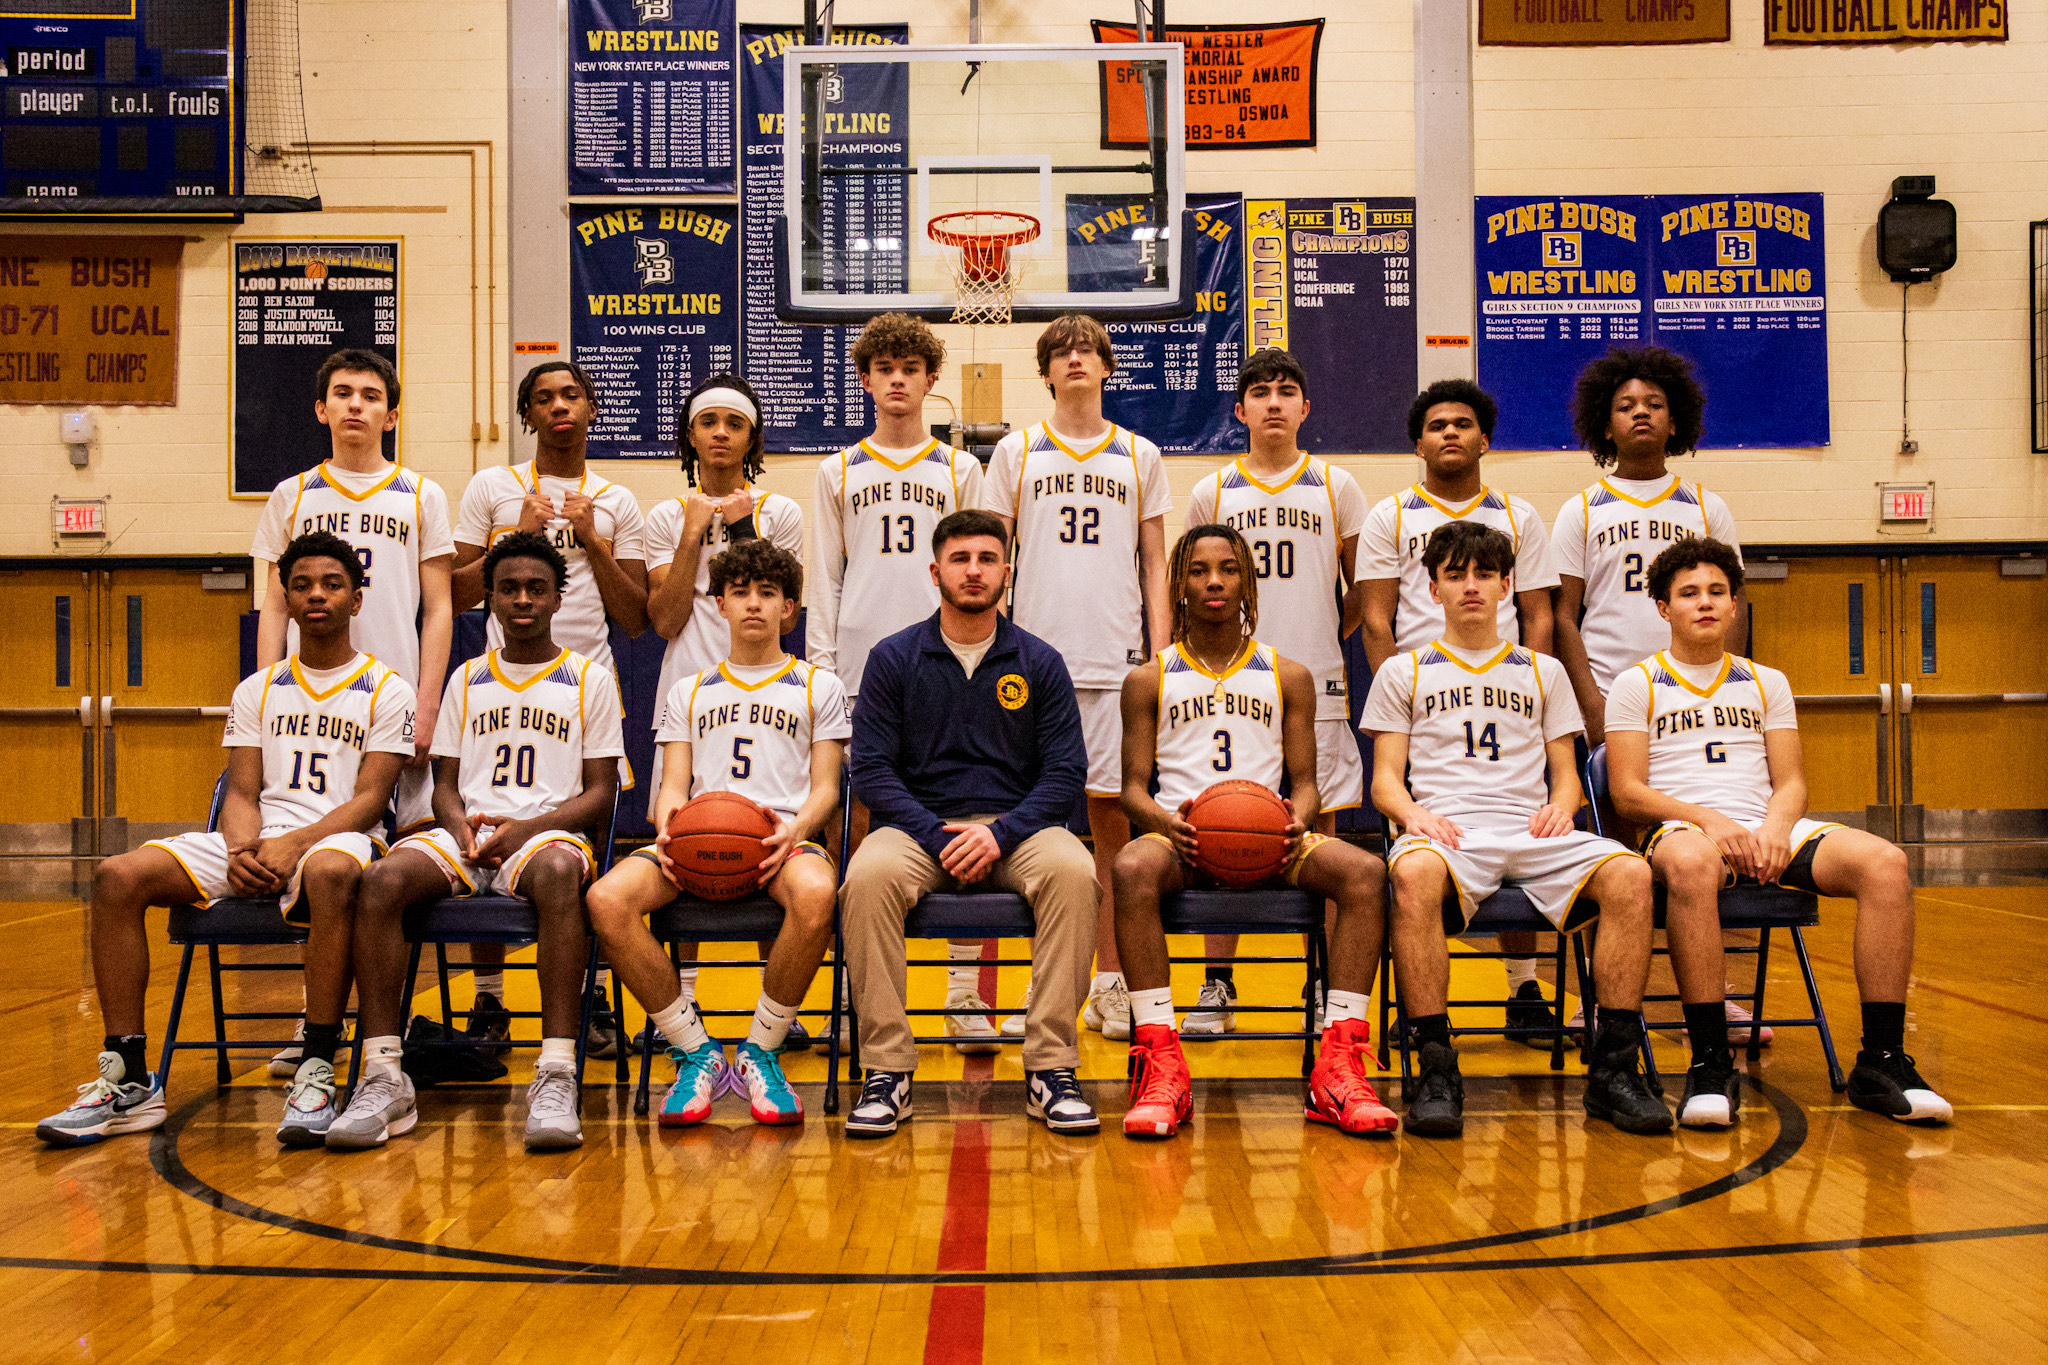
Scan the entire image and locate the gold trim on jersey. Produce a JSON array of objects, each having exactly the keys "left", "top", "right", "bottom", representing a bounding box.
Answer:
[
  {"left": 1231, "top": 453, "right": 1311, "bottom": 496},
  {"left": 1173, "top": 637, "right": 1260, "bottom": 683},
  {"left": 1652, "top": 649, "right": 1734, "bottom": 699},
  {"left": 715, "top": 655, "right": 800, "bottom": 692},
  {"left": 1596, "top": 474, "right": 1692, "bottom": 510},
  {"left": 289, "top": 653, "right": 377, "bottom": 702},
  {"left": 1041, "top": 424, "right": 1121, "bottom": 462},
  {"left": 1398, "top": 484, "right": 1523, "bottom": 556},
  {"left": 313, "top": 460, "right": 406, "bottom": 504},
  {"left": 486, "top": 648, "right": 572, "bottom": 693},
  {"left": 857, "top": 437, "right": 940, "bottom": 472},
  {"left": 1427, "top": 639, "right": 1517, "bottom": 676}
]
